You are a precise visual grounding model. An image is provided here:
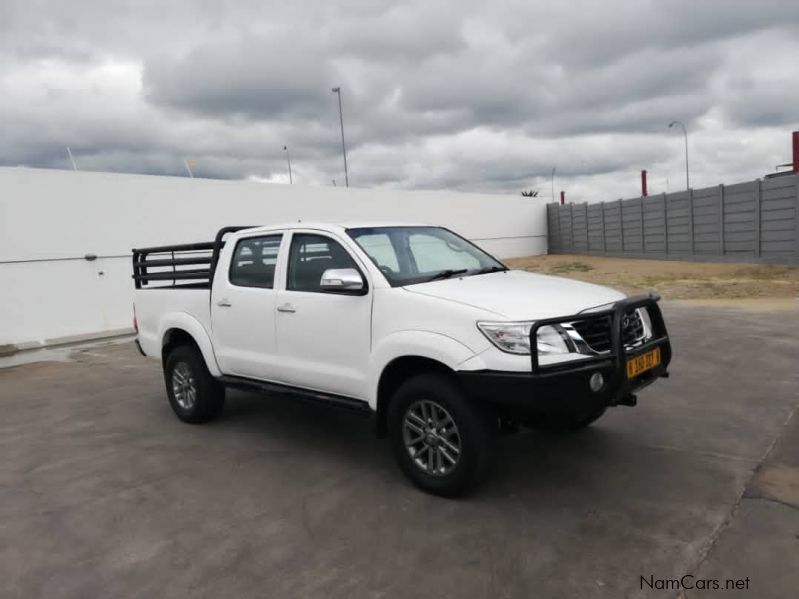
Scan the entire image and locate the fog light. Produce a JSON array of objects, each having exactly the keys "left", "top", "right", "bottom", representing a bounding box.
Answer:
[{"left": 589, "top": 372, "right": 605, "bottom": 392}]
